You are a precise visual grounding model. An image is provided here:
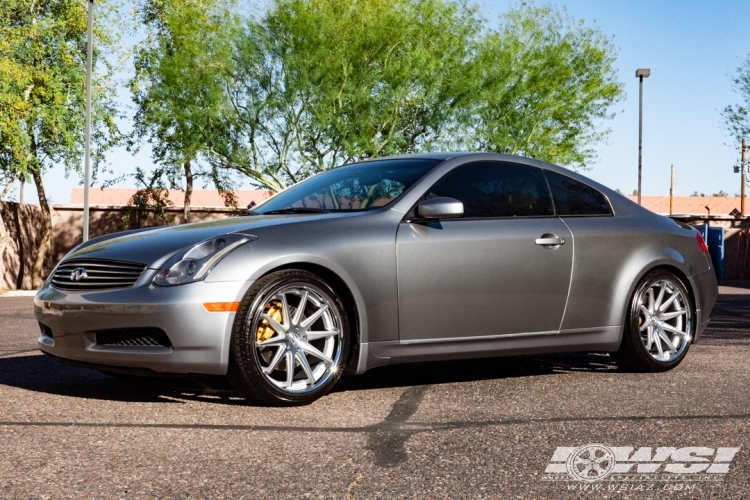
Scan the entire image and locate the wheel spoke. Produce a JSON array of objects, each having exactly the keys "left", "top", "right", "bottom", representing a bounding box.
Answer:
[
  {"left": 654, "top": 283, "right": 667, "bottom": 311},
  {"left": 282, "top": 351, "right": 295, "bottom": 387},
  {"left": 643, "top": 325, "right": 653, "bottom": 350},
  {"left": 262, "top": 346, "right": 287, "bottom": 374},
  {"left": 639, "top": 304, "right": 651, "bottom": 331},
  {"left": 296, "top": 352, "right": 316, "bottom": 384},
  {"left": 297, "top": 338, "right": 333, "bottom": 364},
  {"left": 279, "top": 293, "right": 291, "bottom": 329},
  {"left": 306, "top": 329, "right": 339, "bottom": 341},
  {"left": 593, "top": 463, "right": 609, "bottom": 474},
  {"left": 654, "top": 329, "right": 665, "bottom": 358},
  {"left": 661, "top": 323, "right": 686, "bottom": 335},
  {"left": 260, "top": 314, "right": 286, "bottom": 335},
  {"left": 300, "top": 304, "right": 329, "bottom": 329},
  {"left": 659, "top": 292, "right": 679, "bottom": 312},
  {"left": 292, "top": 291, "right": 308, "bottom": 326},
  {"left": 258, "top": 335, "right": 287, "bottom": 348},
  {"left": 660, "top": 309, "right": 686, "bottom": 321},
  {"left": 657, "top": 328, "right": 677, "bottom": 353}
]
